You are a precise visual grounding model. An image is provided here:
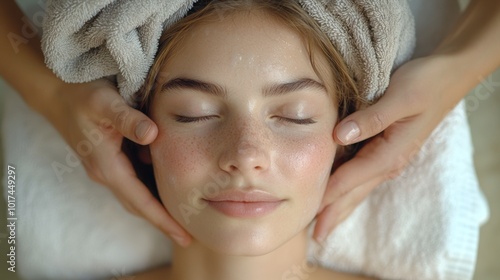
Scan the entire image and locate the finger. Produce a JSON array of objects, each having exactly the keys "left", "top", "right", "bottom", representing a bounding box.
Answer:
[
  {"left": 95, "top": 93, "right": 158, "bottom": 145},
  {"left": 330, "top": 112, "right": 438, "bottom": 205},
  {"left": 330, "top": 176, "right": 383, "bottom": 225},
  {"left": 112, "top": 105, "right": 158, "bottom": 145},
  {"left": 117, "top": 179, "right": 192, "bottom": 247},
  {"left": 314, "top": 176, "right": 383, "bottom": 242},
  {"left": 334, "top": 90, "right": 412, "bottom": 145},
  {"left": 100, "top": 151, "right": 192, "bottom": 246},
  {"left": 322, "top": 135, "right": 399, "bottom": 208}
]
